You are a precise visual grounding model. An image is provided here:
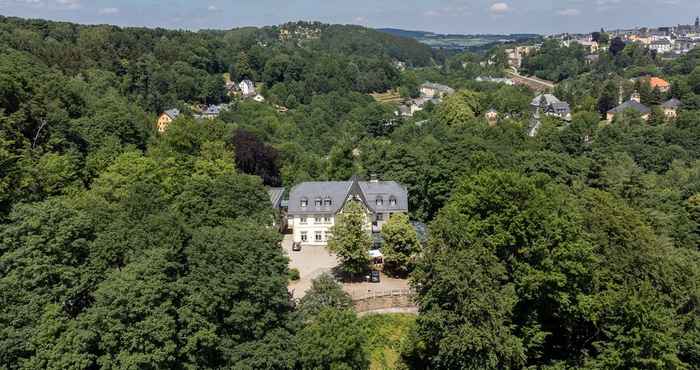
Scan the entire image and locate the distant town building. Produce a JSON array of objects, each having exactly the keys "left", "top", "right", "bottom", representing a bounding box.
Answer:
[
  {"left": 649, "top": 38, "right": 673, "bottom": 53},
  {"left": 239, "top": 79, "right": 256, "bottom": 97},
  {"left": 531, "top": 94, "right": 571, "bottom": 121},
  {"left": 157, "top": 108, "right": 180, "bottom": 133},
  {"left": 485, "top": 109, "right": 498, "bottom": 126},
  {"left": 420, "top": 82, "right": 455, "bottom": 98},
  {"left": 607, "top": 92, "right": 651, "bottom": 122},
  {"left": 662, "top": 98, "right": 682, "bottom": 119}
]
